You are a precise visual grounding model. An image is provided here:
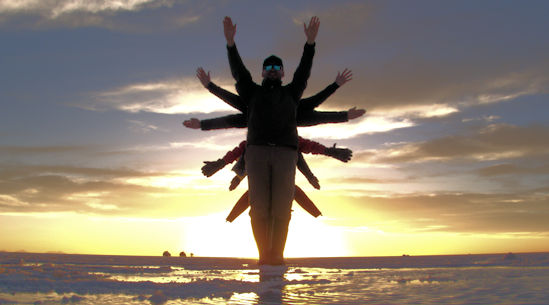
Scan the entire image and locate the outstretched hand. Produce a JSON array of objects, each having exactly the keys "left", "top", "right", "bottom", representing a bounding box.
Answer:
[
  {"left": 183, "top": 118, "right": 200, "bottom": 129},
  {"left": 304, "top": 16, "right": 320, "bottom": 44},
  {"left": 201, "top": 159, "right": 226, "bottom": 177},
  {"left": 307, "top": 174, "right": 321, "bottom": 190},
  {"left": 325, "top": 144, "right": 353, "bottom": 163},
  {"left": 348, "top": 107, "right": 366, "bottom": 120},
  {"left": 335, "top": 68, "right": 353, "bottom": 86},
  {"left": 229, "top": 175, "right": 243, "bottom": 191},
  {"left": 223, "top": 16, "right": 236, "bottom": 47},
  {"left": 196, "top": 67, "right": 211, "bottom": 88}
]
